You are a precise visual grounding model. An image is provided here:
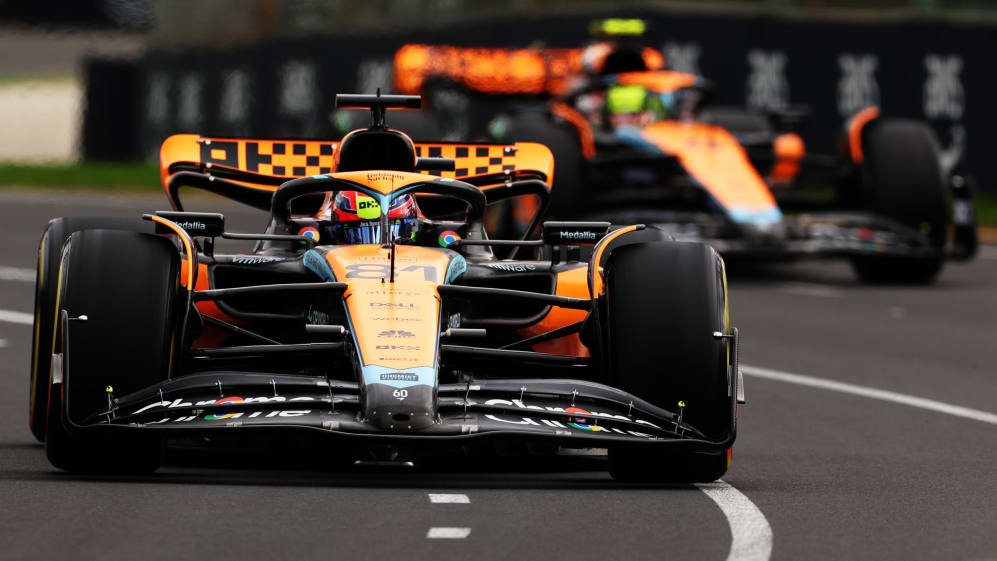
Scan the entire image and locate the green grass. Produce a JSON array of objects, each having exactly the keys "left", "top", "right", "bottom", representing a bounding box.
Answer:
[
  {"left": 0, "top": 162, "right": 160, "bottom": 190},
  {"left": 974, "top": 192, "right": 997, "bottom": 228}
]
